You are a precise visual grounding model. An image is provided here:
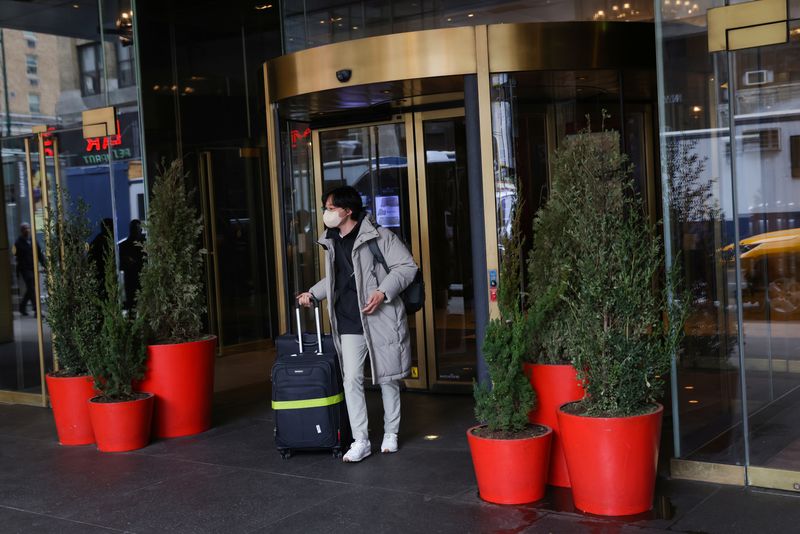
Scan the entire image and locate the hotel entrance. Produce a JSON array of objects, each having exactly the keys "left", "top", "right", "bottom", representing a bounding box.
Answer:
[
  {"left": 310, "top": 110, "right": 475, "bottom": 389},
  {"left": 264, "top": 22, "right": 658, "bottom": 391}
]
